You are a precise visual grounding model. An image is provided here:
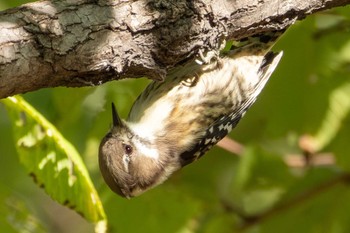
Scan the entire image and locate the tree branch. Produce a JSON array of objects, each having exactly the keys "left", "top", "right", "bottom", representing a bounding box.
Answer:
[
  {"left": 0, "top": 0, "right": 349, "bottom": 98},
  {"left": 220, "top": 173, "right": 350, "bottom": 231}
]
